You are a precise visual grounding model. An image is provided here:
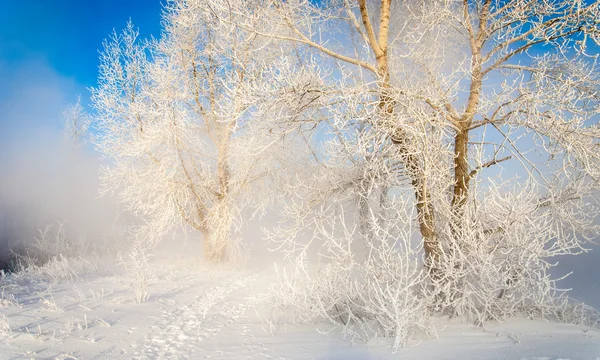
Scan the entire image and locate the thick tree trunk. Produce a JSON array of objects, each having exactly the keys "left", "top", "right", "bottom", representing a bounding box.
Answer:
[
  {"left": 451, "top": 22, "right": 482, "bottom": 216},
  {"left": 200, "top": 227, "right": 213, "bottom": 261},
  {"left": 413, "top": 175, "right": 439, "bottom": 264},
  {"left": 384, "top": 81, "right": 439, "bottom": 265}
]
